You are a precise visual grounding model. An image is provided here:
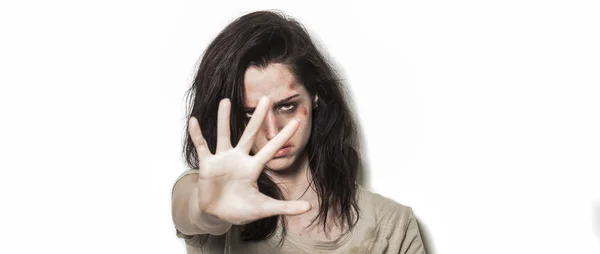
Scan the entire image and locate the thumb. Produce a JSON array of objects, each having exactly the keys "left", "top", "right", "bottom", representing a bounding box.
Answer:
[{"left": 260, "top": 198, "right": 311, "bottom": 218}]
